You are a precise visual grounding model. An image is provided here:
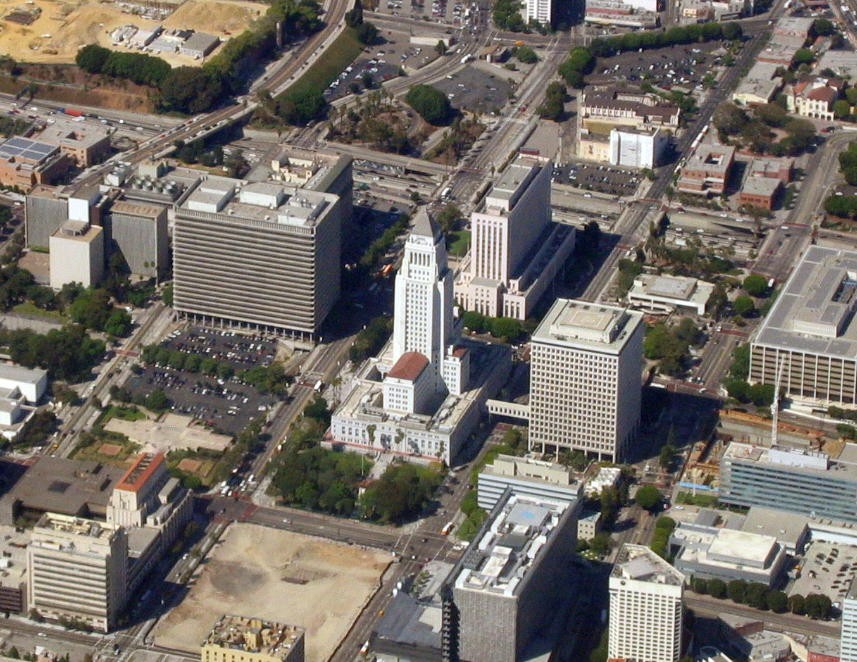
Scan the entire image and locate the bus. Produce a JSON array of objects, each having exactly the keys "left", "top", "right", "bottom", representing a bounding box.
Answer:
[{"left": 441, "top": 522, "right": 454, "bottom": 535}]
